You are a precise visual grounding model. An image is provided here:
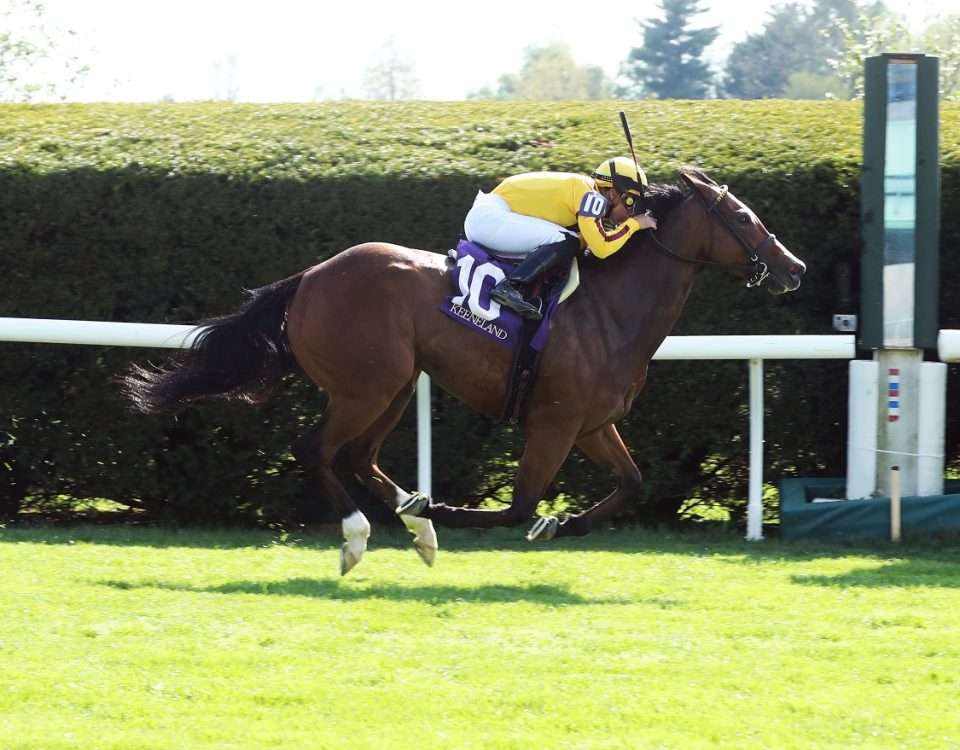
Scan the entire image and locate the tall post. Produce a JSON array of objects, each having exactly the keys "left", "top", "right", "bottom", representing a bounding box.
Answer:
[{"left": 854, "top": 53, "right": 942, "bottom": 500}]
